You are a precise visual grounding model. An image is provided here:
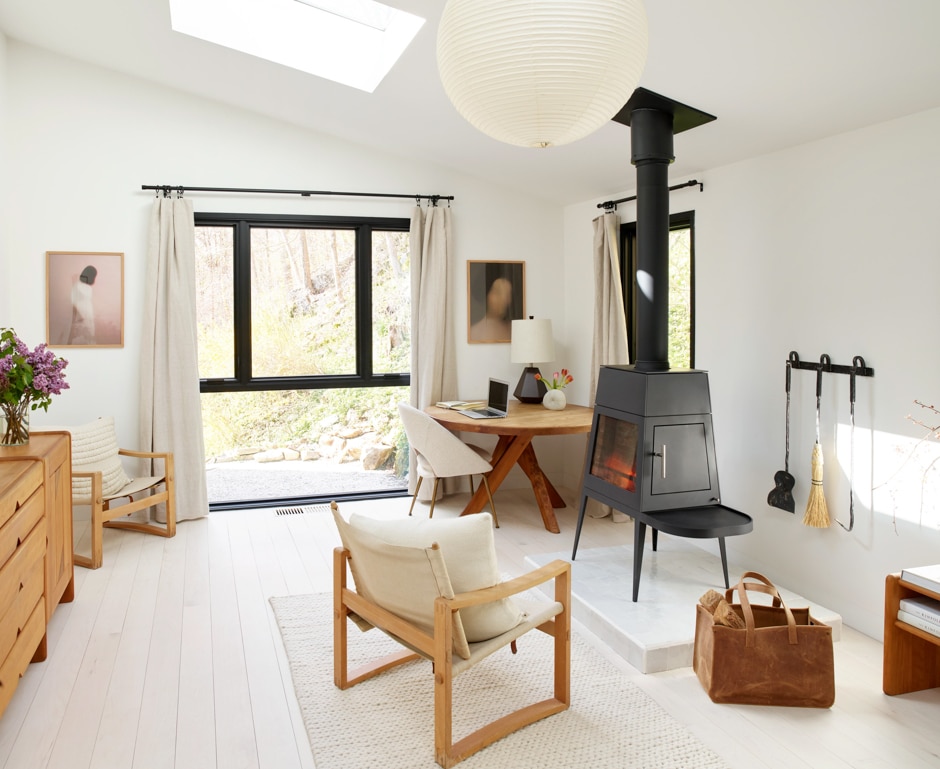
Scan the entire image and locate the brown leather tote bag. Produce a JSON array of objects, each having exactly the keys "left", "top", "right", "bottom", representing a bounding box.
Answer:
[{"left": 693, "top": 571, "right": 835, "bottom": 707}]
